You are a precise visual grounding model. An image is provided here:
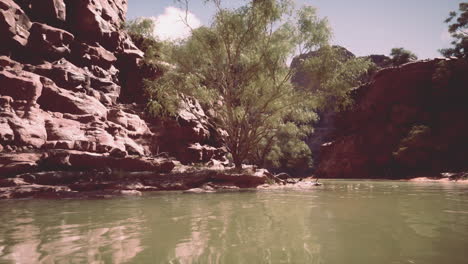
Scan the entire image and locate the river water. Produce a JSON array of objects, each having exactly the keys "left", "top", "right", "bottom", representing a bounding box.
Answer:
[{"left": 1, "top": 180, "right": 467, "bottom": 264}]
